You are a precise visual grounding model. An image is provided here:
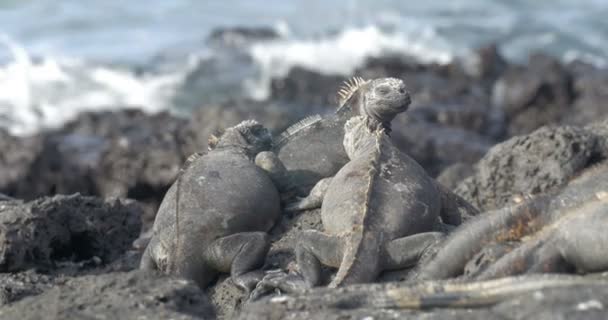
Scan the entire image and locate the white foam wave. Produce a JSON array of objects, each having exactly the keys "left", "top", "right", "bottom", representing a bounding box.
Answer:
[
  {"left": 0, "top": 35, "right": 187, "bottom": 136},
  {"left": 245, "top": 25, "right": 454, "bottom": 100}
]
